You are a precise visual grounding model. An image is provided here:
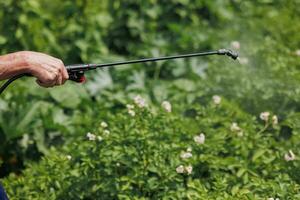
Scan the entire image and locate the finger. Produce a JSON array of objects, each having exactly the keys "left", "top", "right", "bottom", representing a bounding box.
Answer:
[
  {"left": 42, "top": 69, "right": 58, "bottom": 85},
  {"left": 44, "top": 58, "right": 63, "bottom": 72},
  {"left": 61, "top": 66, "right": 69, "bottom": 84},
  {"left": 39, "top": 70, "right": 58, "bottom": 87},
  {"left": 56, "top": 73, "right": 63, "bottom": 85},
  {"left": 50, "top": 60, "right": 68, "bottom": 84},
  {"left": 57, "top": 60, "right": 69, "bottom": 84},
  {"left": 35, "top": 64, "right": 58, "bottom": 83},
  {"left": 36, "top": 79, "right": 54, "bottom": 88}
]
